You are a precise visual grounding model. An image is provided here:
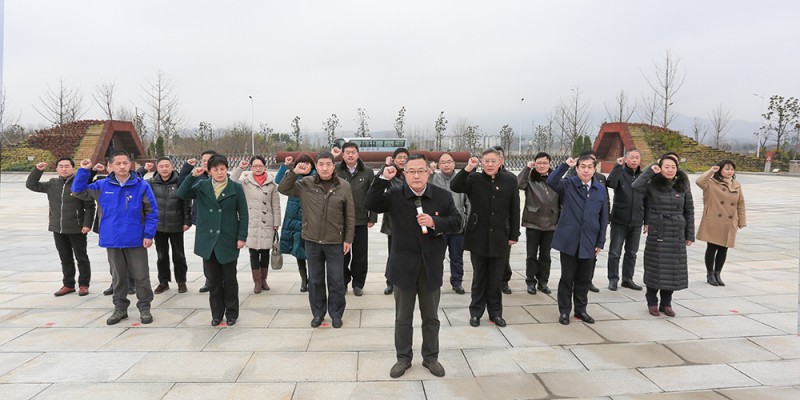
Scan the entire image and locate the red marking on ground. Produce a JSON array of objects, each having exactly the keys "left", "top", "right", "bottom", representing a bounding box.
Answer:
[
  {"left": 322, "top": 323, "right": 330, "bottom": 327},
  {"left": 729, "top": 309, "right": 739, "bottom": 313},
  {"left": 131, "top": 323, "right": 141, "bottom": 327},
  {"left": 44, "top": 322, "right": 55, "bottom": 327},
  {"left": 221, "top": 322, "right": 228, "bottom": 326},
  {"left": 489, "top": 320, "right": 496, "bottom": 325}
]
